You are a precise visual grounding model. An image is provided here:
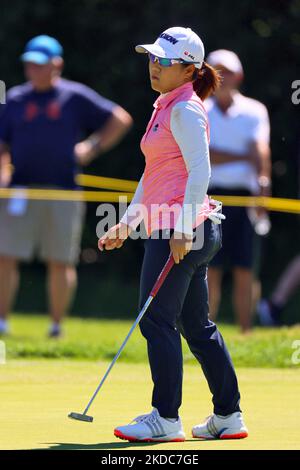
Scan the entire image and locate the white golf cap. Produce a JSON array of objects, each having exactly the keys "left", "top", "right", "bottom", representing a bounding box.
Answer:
[
  {"left": 135, "top": 26, "right": 205, "bottom": 69},
  {"left": 206, "top": 49, "right": 243, "bottom": 75}
]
